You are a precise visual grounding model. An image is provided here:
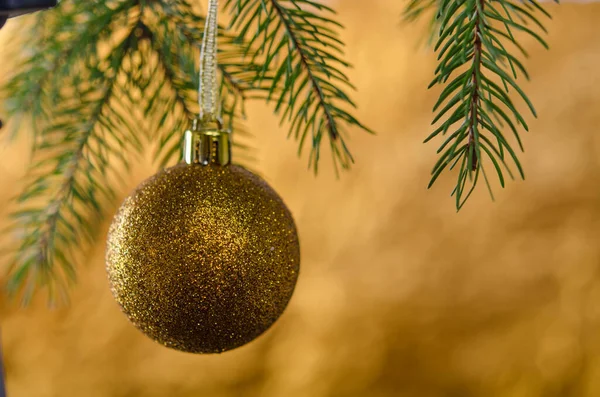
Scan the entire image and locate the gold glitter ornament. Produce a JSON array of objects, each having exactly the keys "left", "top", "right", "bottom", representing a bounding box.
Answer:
[
  {"left": 106, "top": 121, "right": 300, "bottom": 353},
  {"left": 107, "top": 0, "right": 299, "bottom": 353}
]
